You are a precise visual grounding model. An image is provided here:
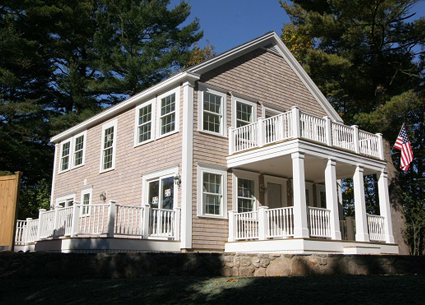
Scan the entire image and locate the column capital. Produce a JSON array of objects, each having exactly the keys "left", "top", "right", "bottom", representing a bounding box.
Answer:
[
  {"left": 327, "top": 158, "right": 336, "bottom": 167},
  {"left": 379, "top": 171, "right": 388, "bottom": 178},
  {"left": 355, "top": 165, "right": 364, "bottom": 172},
  {"left": 291, "top": 152, "right": 305, "bottom": 160}
]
